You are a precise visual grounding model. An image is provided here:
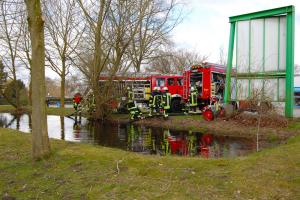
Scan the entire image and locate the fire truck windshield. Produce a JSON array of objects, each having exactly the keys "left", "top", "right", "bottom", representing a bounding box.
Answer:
[{"left": 156, "top": 78, "right": 165, "bottom": 87}]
